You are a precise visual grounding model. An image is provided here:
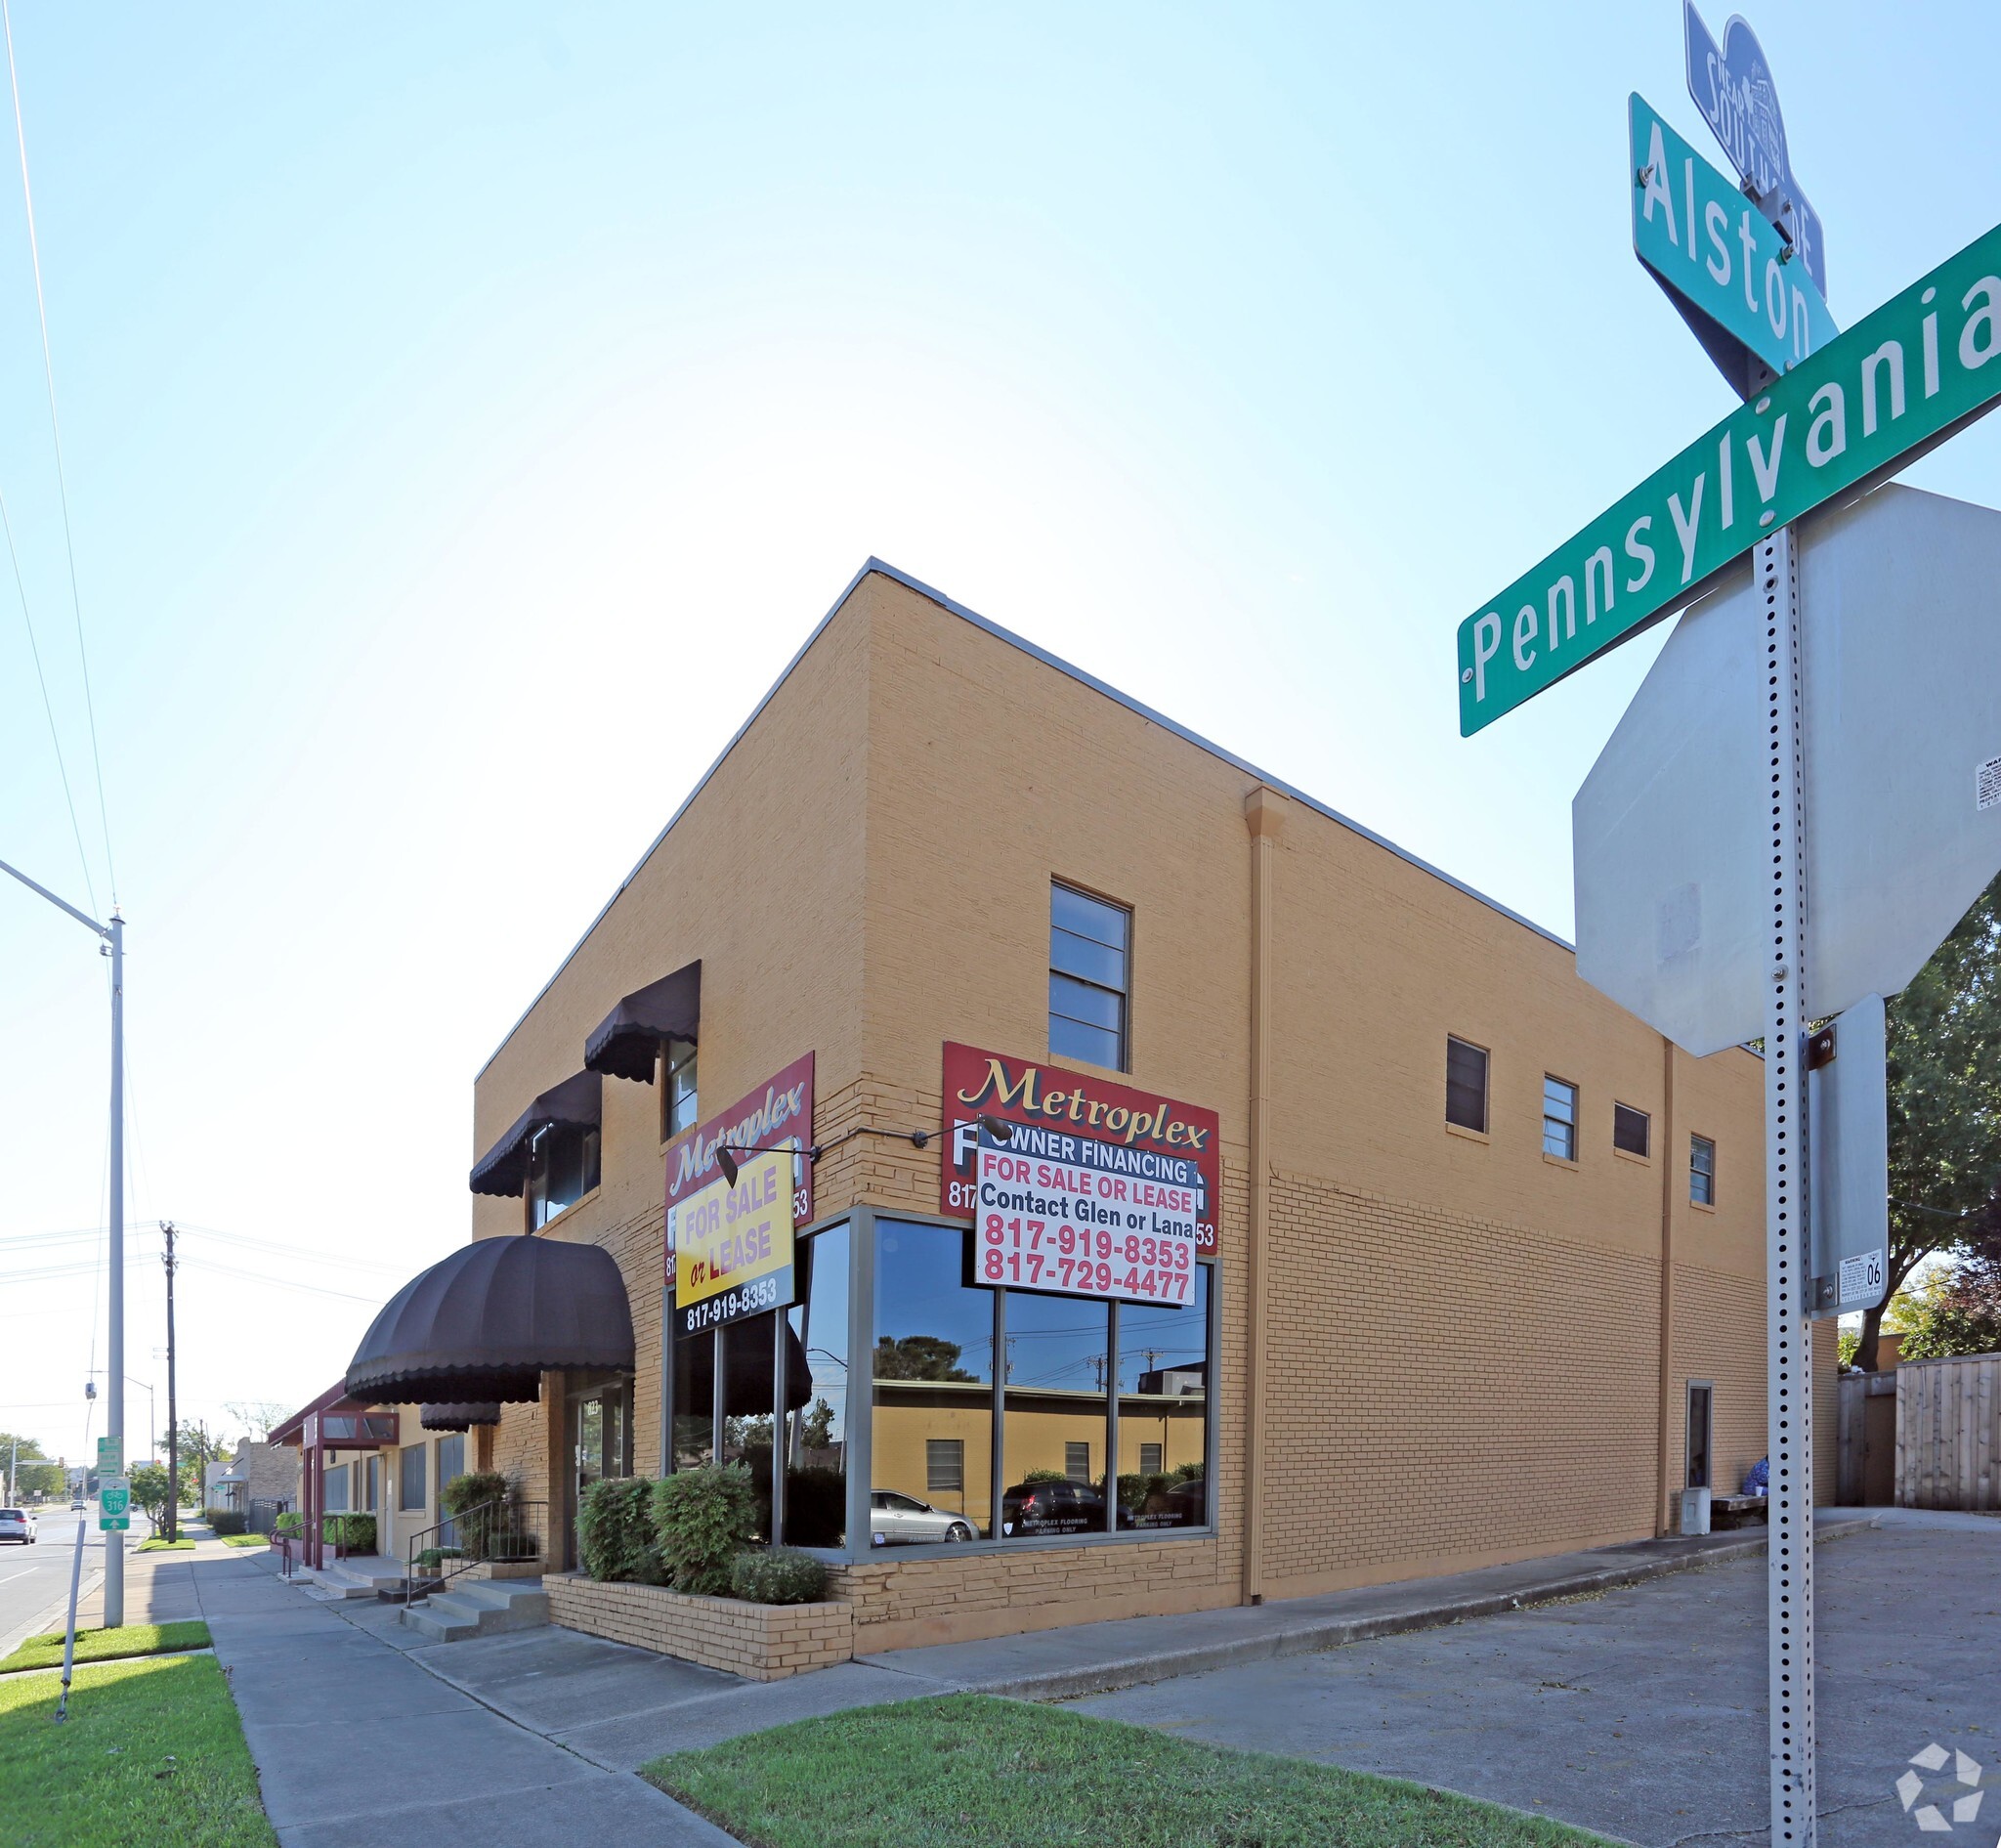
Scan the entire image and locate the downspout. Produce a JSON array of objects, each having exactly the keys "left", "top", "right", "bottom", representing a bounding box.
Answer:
[
  {"left": 1655, "top": 1034, "right": 1679, "bottom": 1534},
  {"left": 1243, "top": 786, "right": 1287, "bottom": 1604}
]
